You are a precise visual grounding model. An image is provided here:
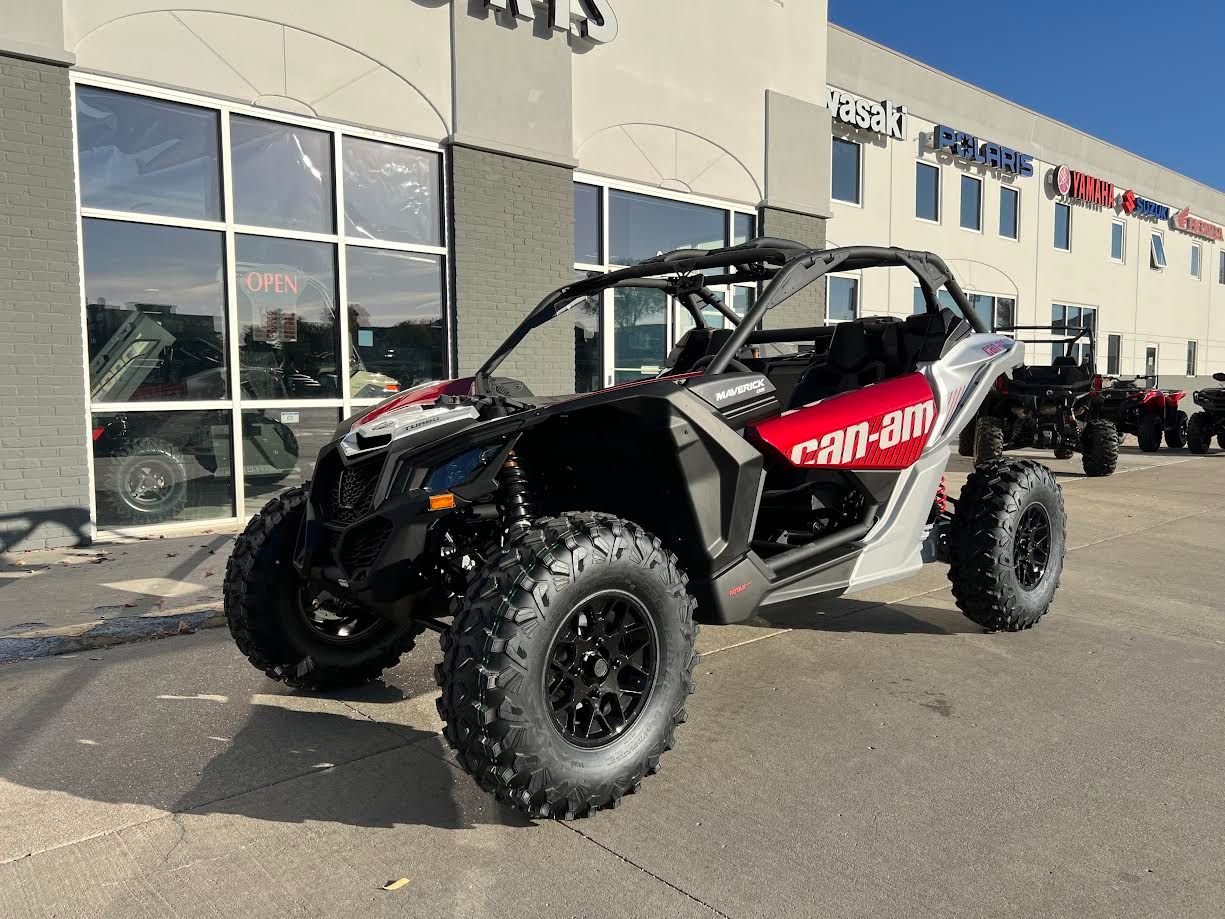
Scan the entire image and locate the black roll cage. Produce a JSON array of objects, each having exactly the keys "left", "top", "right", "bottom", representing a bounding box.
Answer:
[
  {"left": 998, "top": 324, "right": 1096, "bottom": 369},
  {"left": 475, "top": 238, "right": 986, "bottom": 390}
]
